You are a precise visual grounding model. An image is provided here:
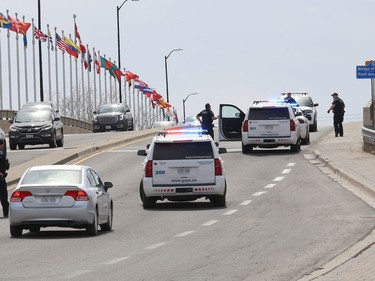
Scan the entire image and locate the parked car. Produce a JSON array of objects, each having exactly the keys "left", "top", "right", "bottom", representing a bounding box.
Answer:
[
  {"left": 9, "top": 108, "right": 64, "bottom": 150},
  {"left": 293, "top": 106, "right": 310, "bottom": 145},
  {"left": 92, "top": 104, "right": 133, "bottom": 132},
  {"left": 9, "top": 165, "right": 113, "bottom": 237},
  {"left": 137, "top": 129, "right": 227, "bottom": 209},
  {"left": 181, "top": 115, "right": 201, "bottom": 127},
  {"left": 281, "top": 93, "right": 319, "bottom": 132},
  {"left": 218, "top": 101, "right": 302, "bottom": 153},
  {"left": 153, "top": 120, "right": 176, "bottom": 128}
]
